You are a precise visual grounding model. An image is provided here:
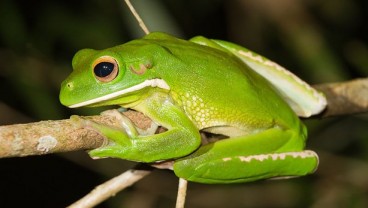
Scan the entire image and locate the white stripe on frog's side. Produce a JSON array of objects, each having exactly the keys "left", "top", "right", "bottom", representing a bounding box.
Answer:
[
  {"left": 69, "top": 79, "right": 170, "bottom": 108},
  {"left": 222, "top": 150, "right": 317, "bottom": 163},
  {"left": 238, "top": 151, "right": 317, "bottom": 163}
]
